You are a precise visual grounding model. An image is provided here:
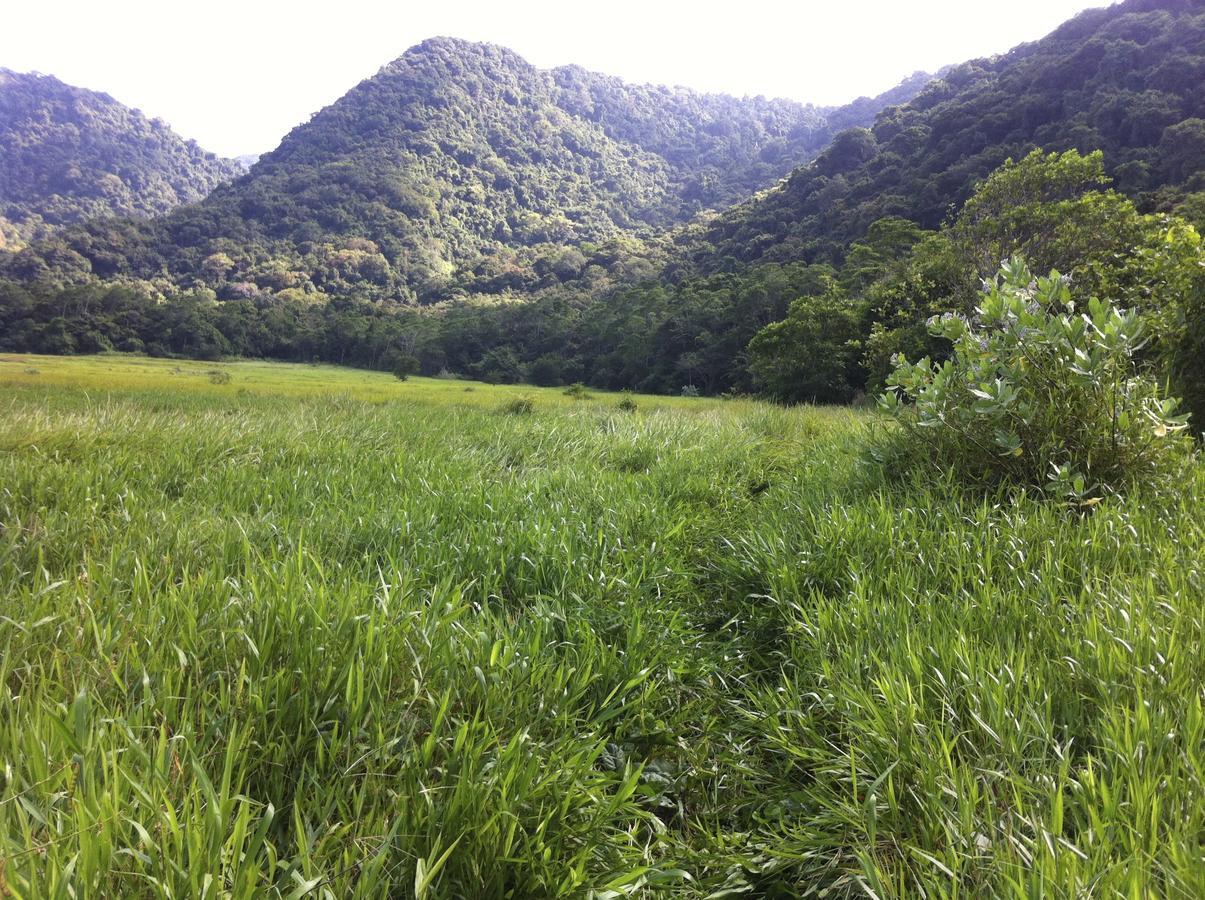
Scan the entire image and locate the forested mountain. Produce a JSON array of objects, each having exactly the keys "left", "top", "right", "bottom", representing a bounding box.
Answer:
[
  {"left": 685, "top": 0, "right": 1204, "bottom": 271},
  {"left": 1, "top": 0, "right": 1202, "bottom": 408},
  {"left": 498, "top": 0, "right": 1204, "bottom": 397},
  {"left": 0, "top": 39, "right": 928, "bottom": 301},
  {"left": 548, "top": 65, "right": 932, "bottom": 215},
  {"left": 0, "top": 70, "right": 241, "bottom": 248}
]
